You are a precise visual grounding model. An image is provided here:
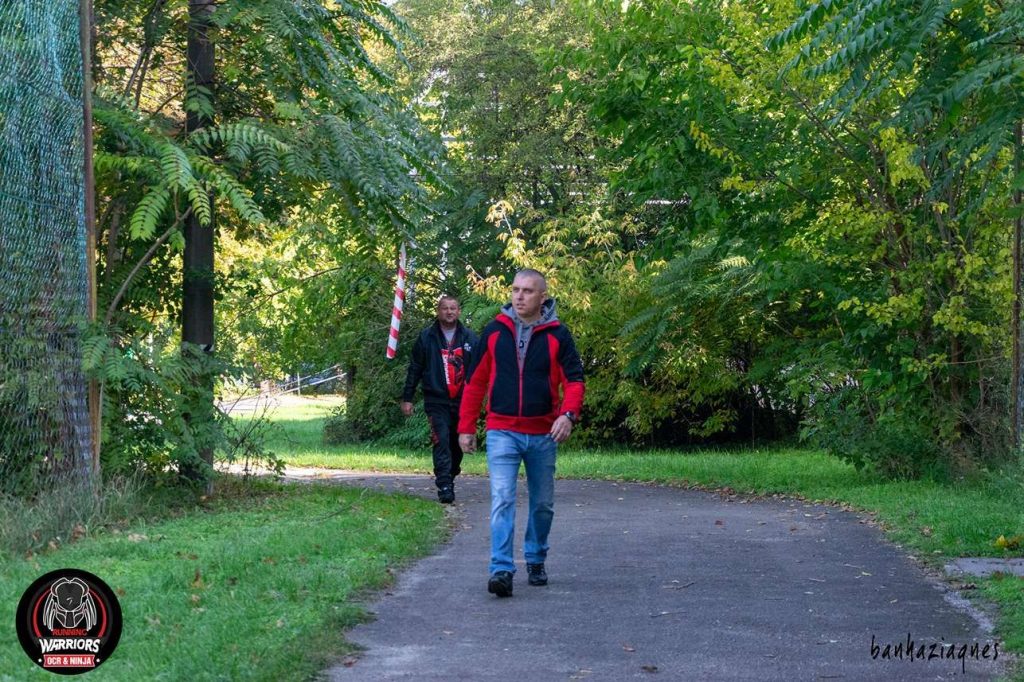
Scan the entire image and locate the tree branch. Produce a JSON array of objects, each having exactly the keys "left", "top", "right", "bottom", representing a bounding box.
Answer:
[
  {"left": 224, "top": 265, "right": 351, "bottom": 328},
  {"left": 105, "top": 207, "right": 193, "bottom": 325}
]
